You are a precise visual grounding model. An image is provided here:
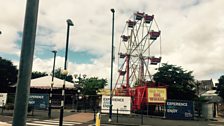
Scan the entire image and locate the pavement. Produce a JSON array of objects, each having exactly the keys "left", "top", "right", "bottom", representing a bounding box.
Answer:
[
  {"left": 64, "top": 112, "right": 94, "bottom": 123},
  {"left": 0, "top": 109, "right": 224, "bottom": 126},
  {"left": 0, "top": 109, "right": 95, "bottom": 126},
  {"left": 208, "top": 118, "right": 224, "bottom": 123},
  {"left": 99, "top": 114, "right": 224, "bottom": 126}
]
